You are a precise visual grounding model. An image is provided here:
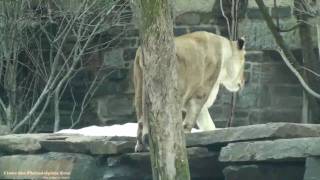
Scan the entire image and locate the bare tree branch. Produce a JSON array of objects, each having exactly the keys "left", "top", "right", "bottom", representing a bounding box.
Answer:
[
  {"left": 278, "top": 49, "right": 320, "bottom": 98},
  {"left": 255, "top": 0, "right": 320, "bottom": 99},
  {"left": 0, "top": 0, "right": 127, "bottom": 133}
]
